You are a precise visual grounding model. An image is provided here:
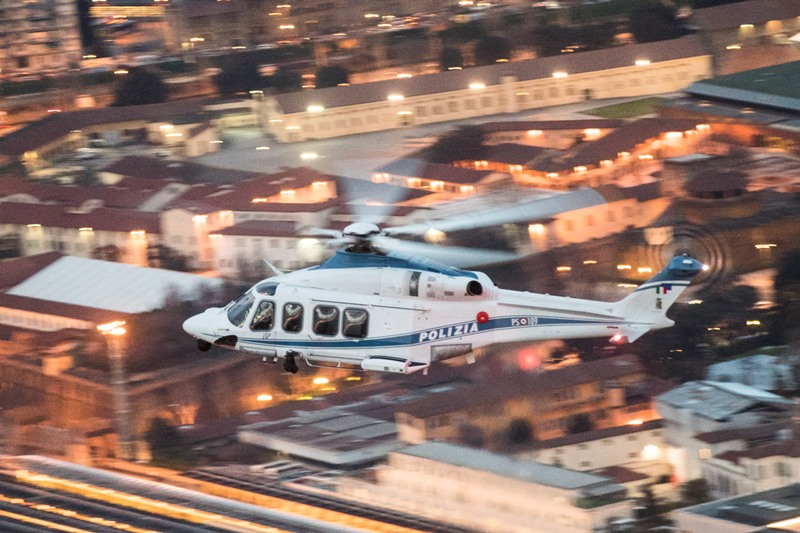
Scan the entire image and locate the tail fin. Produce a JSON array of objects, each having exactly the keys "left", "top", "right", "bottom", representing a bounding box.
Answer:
[{"left": 611, "top": 254, "right": 705, "bottom": 342}]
